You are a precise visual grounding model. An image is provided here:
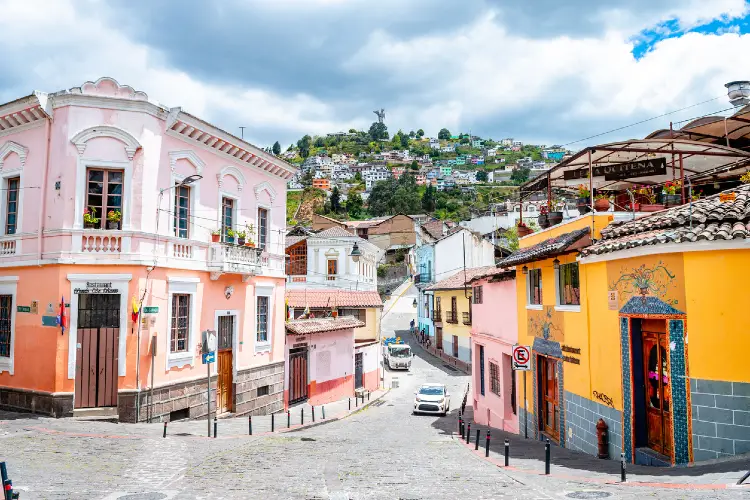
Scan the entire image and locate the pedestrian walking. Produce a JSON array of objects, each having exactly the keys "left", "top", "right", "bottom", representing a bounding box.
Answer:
[{"left": 410, "top": 318, "right": 415, "bottom": 334}]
